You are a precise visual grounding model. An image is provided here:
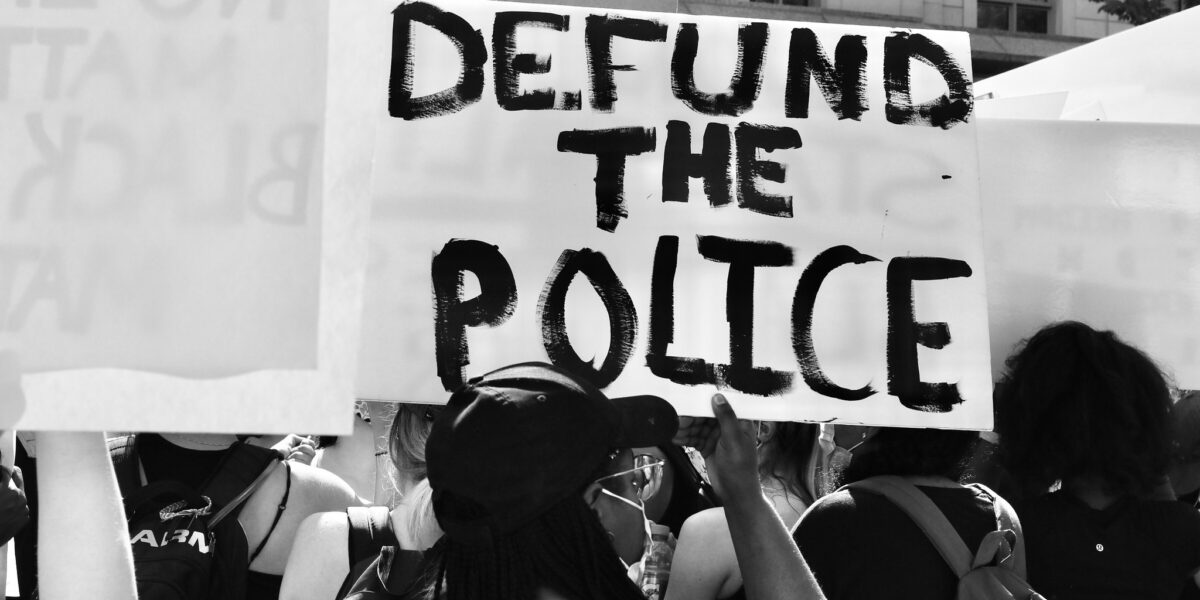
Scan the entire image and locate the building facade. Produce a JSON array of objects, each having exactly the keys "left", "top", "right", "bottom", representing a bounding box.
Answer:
[{"left": 520, "top": 0, "right": 1163, "bottom": 79}]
